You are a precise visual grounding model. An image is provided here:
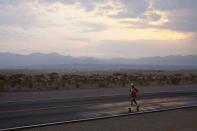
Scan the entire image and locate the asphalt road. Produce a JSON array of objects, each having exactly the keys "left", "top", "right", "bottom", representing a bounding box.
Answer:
[{"left": 1, "top": 91, "right": 197, "bottom": 130}]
